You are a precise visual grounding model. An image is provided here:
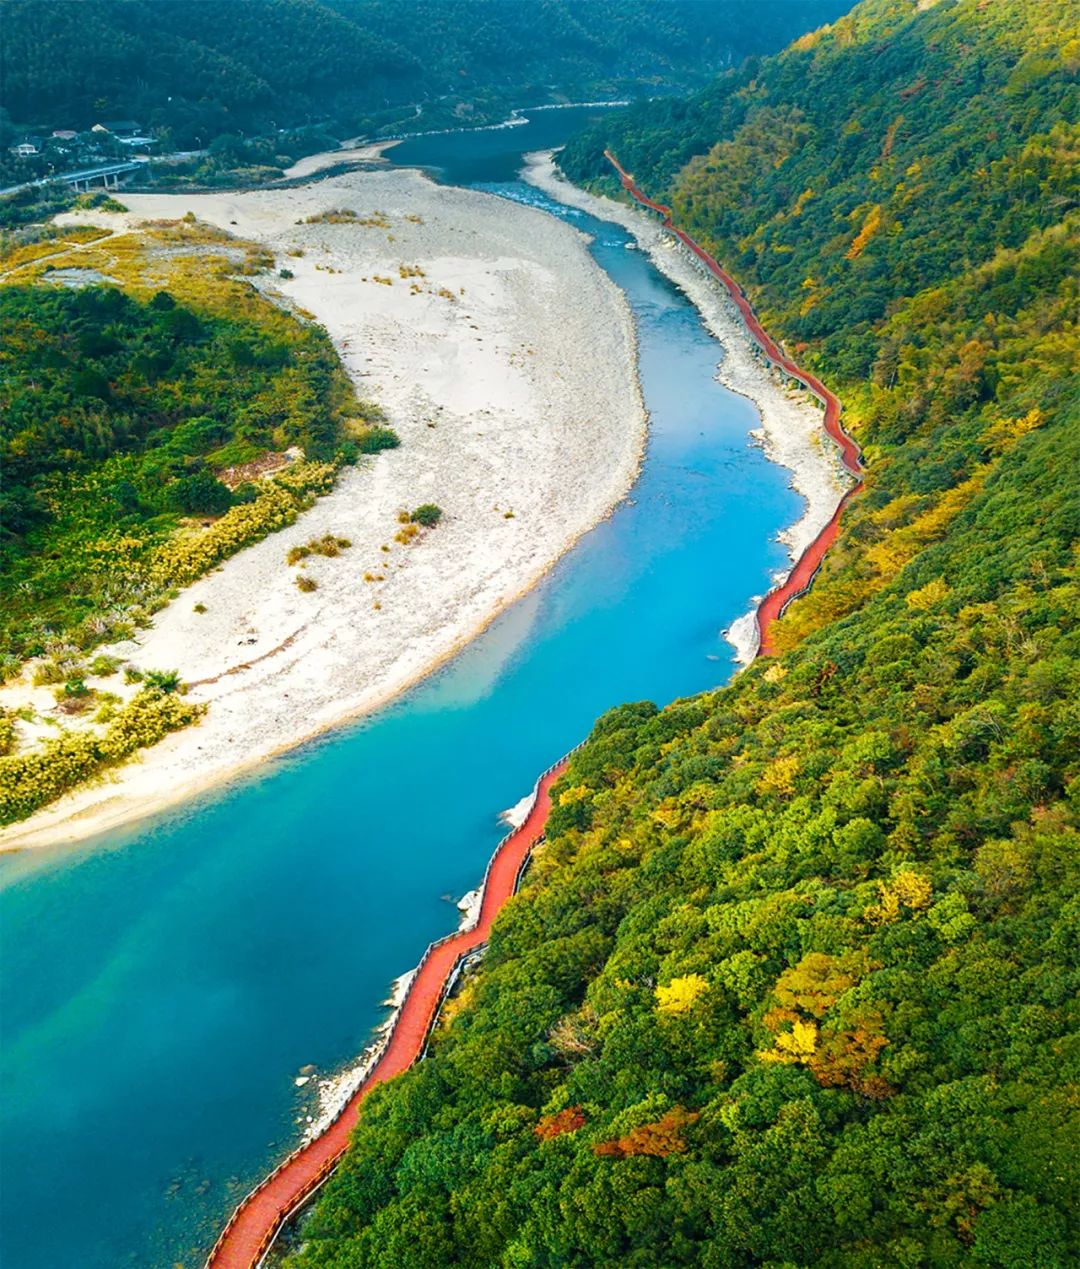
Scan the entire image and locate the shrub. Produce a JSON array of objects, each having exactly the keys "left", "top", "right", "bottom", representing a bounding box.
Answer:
[
  {"left": 296, "top": 575, "right": 318, "bottom": 592},
  {"left": 0, "top": 711, "right": 16, "bottom": 757},
  {"left": 410, "top": 504, "right": 443, "bottom": 528},
  {"left": 143, "top": 669, "right": 181, "bottom": 693},
  {"left": 88, "top": 654, "right": 122, "bottom": 677},
  {"left": 32, "top": 659, "right": 67, "bottom": 686},
  {"left": 356, "top": 426, "right": 400, "bottom": 454},
  {"left": 167, "top": 469, "right": 234, "bottom": 516},
  {"left": 74, "top": 191, "right": 127, "bottom": 214},
  {"left": 273, "top": 461, "right": 337, "bottom": 497},
  {"left": 303, "top": 209, "right": 360, "bottom": 224},
  {"left": 288, "top": 533, "right": 349, "bottom": 565},
  {"left": 309, "top": 533, "right": 350, "bottom": 557}
]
